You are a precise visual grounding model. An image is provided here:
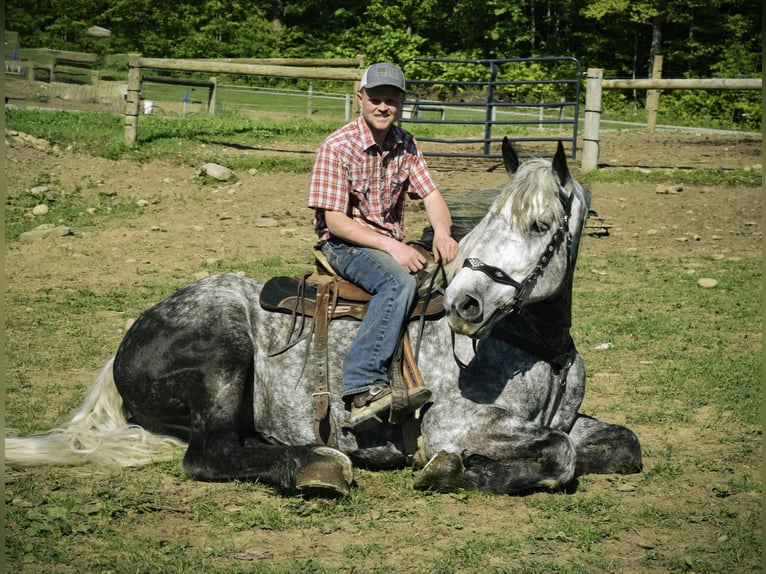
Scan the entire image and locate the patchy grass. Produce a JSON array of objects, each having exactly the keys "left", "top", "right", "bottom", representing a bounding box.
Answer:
[{"left": 4, "top": 118, "right": 762, "bottom": 573}]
